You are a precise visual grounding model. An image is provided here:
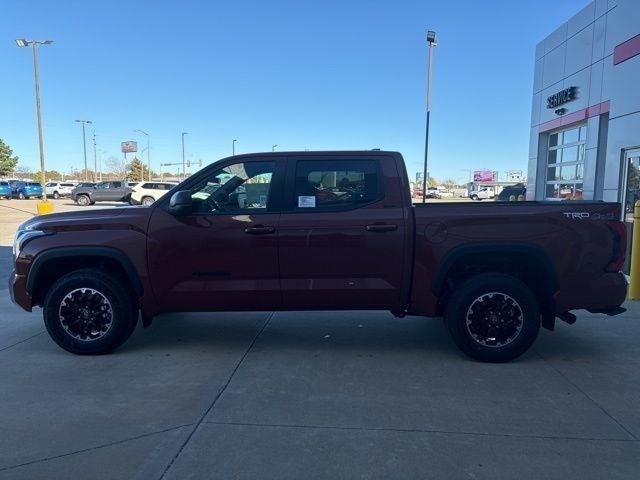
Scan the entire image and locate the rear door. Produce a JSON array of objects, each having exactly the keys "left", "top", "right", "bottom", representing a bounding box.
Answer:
[{"left": 278, "top": 154, "right": 408, "bottom": 310}]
